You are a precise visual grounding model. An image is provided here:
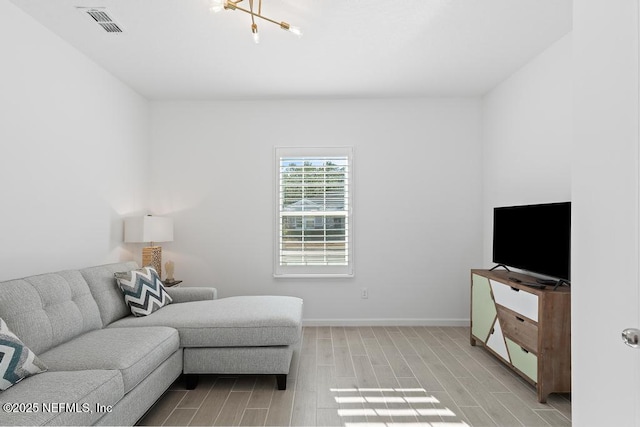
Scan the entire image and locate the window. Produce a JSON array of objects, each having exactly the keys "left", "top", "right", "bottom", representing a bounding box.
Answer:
[{"left": 274, "top": 147, "right": 354, "bottom": 277}]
